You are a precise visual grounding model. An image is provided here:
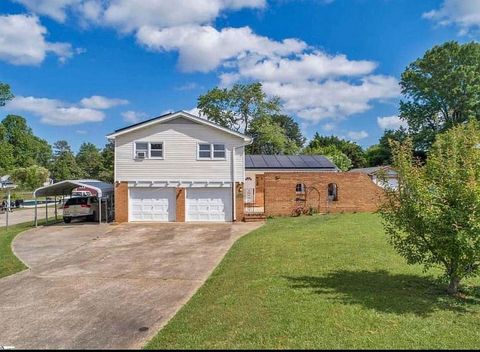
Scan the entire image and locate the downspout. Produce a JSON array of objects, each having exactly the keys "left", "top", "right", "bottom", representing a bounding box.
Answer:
[{"left": 232, "top": 138, "right": 253, "bottom": 221}]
